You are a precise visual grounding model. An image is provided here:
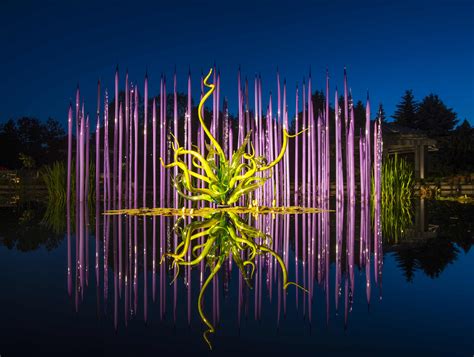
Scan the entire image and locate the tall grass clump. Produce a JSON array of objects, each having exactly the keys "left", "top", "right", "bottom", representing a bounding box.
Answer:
[
  {"left": 41, "top": 162, "right": 69, "bottom": 233},
  {"left": 42, "top": 161, "right": 69, "bottom": 206},
  {"left": 373, "top": 154, "right": 414, "bottom": 242},
  {"left": 41, "top": 161, "right": 96, "bottom": 233},
  {"left": 41, "top": 161, "right": 95, "bottom": 205},
  {"left": 381, "top": 154, "right": 413, "bottom": 204}
]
